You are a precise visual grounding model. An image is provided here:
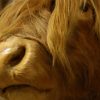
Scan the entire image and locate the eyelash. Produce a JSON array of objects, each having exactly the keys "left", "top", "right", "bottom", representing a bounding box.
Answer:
[
  {"left": 80, "top": 2, "right": 90, "bottom": 12},
  {"left": 80, "top": 2, "right": 96, "bottom": 22}
]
